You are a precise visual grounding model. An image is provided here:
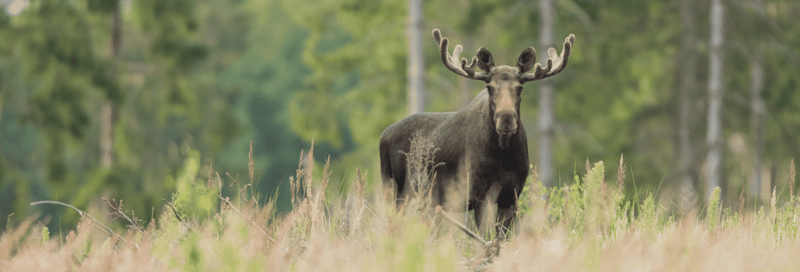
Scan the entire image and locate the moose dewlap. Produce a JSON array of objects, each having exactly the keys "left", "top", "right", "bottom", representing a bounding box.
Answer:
[{"left": 380, "top": 28, "right": 575, "bottom": 236}]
